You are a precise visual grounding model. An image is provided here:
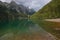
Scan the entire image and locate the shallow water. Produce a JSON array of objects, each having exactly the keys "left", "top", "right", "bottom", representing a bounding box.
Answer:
[{"left": 0, "top": 19, "right": 56, "bottom": 40}]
